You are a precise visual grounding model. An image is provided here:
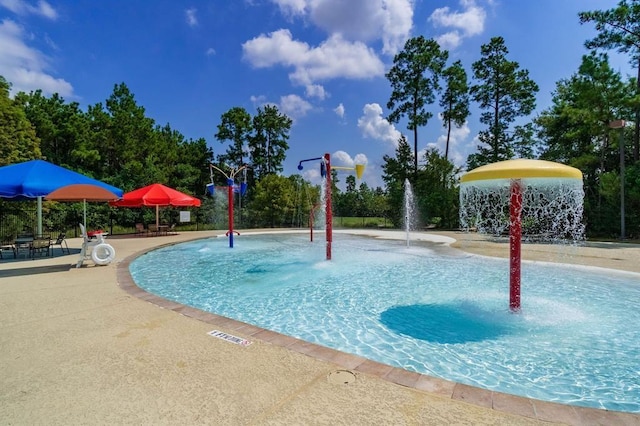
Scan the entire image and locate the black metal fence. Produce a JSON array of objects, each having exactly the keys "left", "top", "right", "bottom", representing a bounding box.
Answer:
[
  {"left": 1, "top": 200, "right": 214, "bottom": 242},
  {"left": 0, "top": 201, "right": 37, "bottom": 242}
]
